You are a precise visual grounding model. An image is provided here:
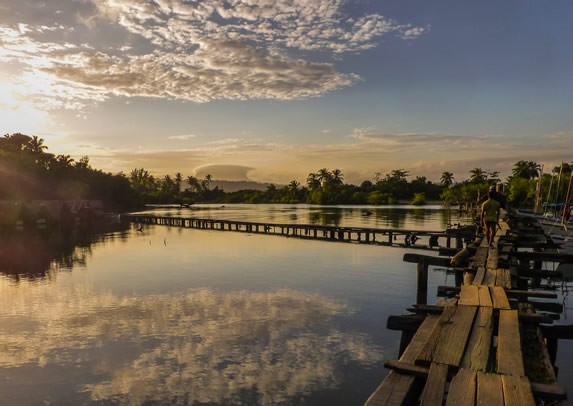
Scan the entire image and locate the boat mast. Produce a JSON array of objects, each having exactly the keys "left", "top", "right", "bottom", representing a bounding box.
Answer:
[
  {"left": 534, "top": 164, "right": 543, "bottom": 213},
  {"left": 563, "top": 171, "right": 573, "bottom": 228}
]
